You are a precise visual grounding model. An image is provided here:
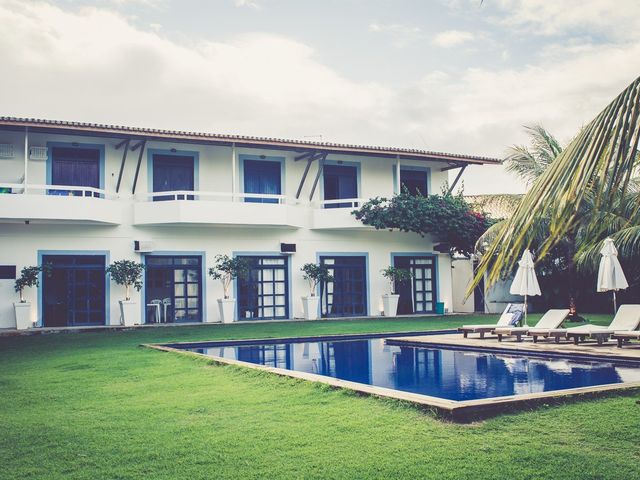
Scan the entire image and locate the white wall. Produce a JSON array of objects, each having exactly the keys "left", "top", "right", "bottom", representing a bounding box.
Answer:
[
  {"left": 451, "top": 258, "right": 475, "bottom": 313},
  {"left": 0, "top": 129, "right": 463, "bottom": 327}
]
